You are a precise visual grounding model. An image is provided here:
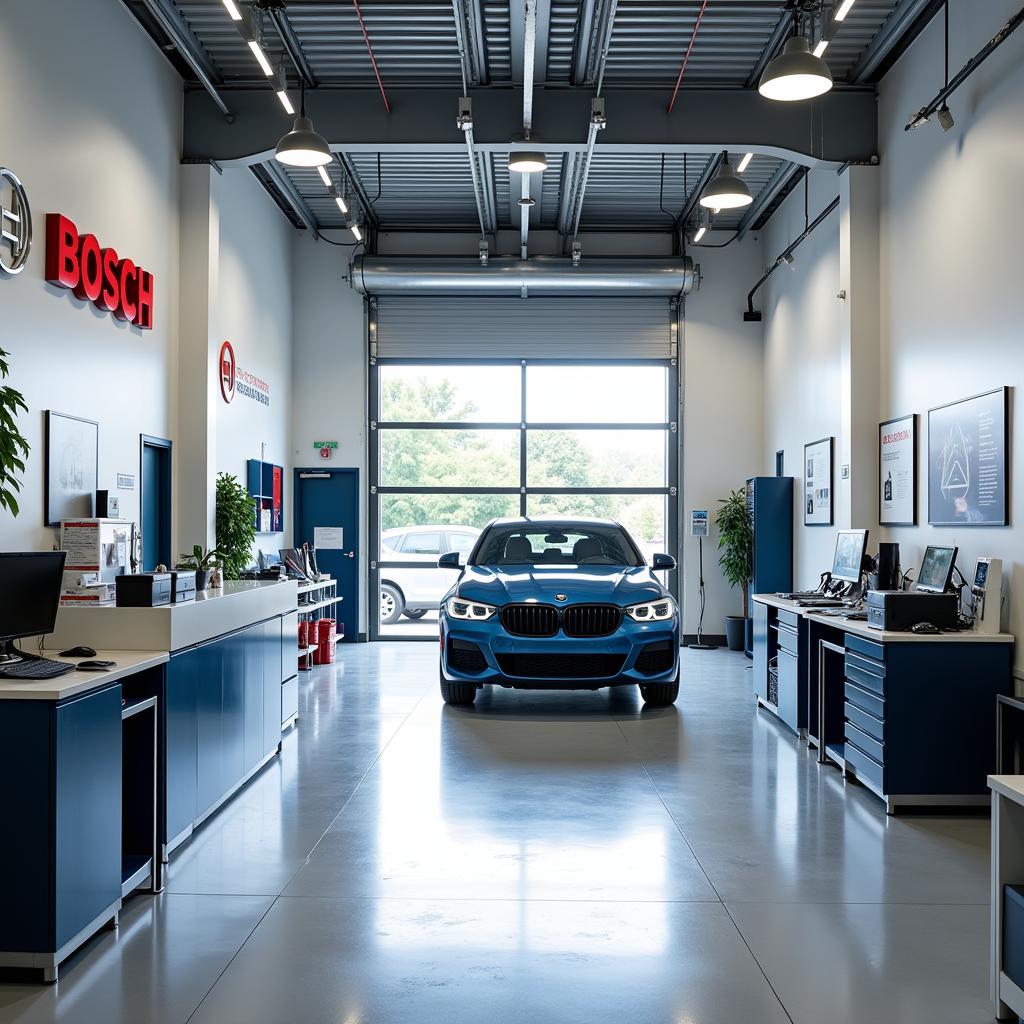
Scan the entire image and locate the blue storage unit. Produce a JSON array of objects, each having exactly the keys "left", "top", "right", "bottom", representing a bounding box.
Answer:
[
  {"left": 247, "top": 458, "right": 284, "bottom": 534},
  {"left": 745, "top": 477, "right": 793, "bottom": 656}
]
